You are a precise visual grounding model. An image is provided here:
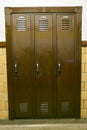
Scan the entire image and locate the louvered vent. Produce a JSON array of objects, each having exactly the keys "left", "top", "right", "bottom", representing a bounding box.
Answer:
[
  {"left": 61, "top": 16, "right": 72, "bottom": 31},
  {"left": 39, "top": 16, "right": 48, "bottom": 31},
  {"left": 20, "top": 103, "right": 28, "bottom": 113},
  {"left": 41, "top": 102, "right": 48, "bottom": 113},
  {"left": 61, "top": 101, "right": 70, "bottom": 113},
  {"left": 17, "top": 16, "right": 26, "bottom": 31}
]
